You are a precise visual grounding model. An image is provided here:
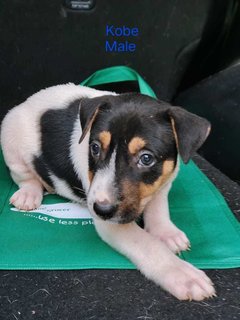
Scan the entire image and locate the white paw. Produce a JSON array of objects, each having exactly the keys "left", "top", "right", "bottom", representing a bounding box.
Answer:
[
  {"left": 10, "top": 187, "right": 43, "bottom": 211},
  {"left": 159, "top": 258, "right": 216, "bottom": 301},
  {"left": 146, "top": 222, "right": 190, "bottom": 253}
]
